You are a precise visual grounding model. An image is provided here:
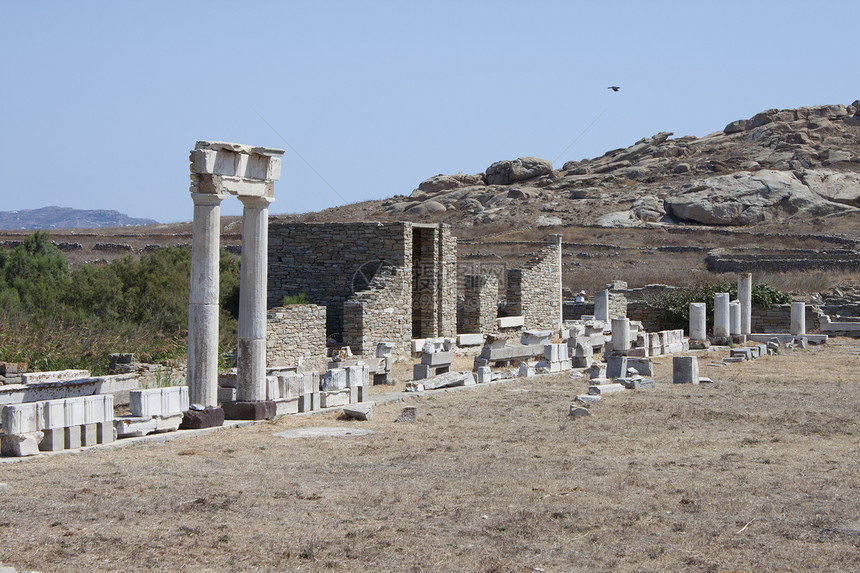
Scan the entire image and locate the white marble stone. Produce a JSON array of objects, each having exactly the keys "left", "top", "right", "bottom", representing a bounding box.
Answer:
[
  {"left": 713, "top": 293, "right": 730, "bottom": 338},
  {"left": 187, "top": 192, "right": 228, "bottom": 409},
  {"left": 611, "top": 318, "right": 631, "bottom": 352},
  {"left": 689, "top": 302, "right": 707, "bottom": 340},
  {"left": 594, "top": 289, "right": 610, "bottom": 322},
  {"left": 729, "top": 300, "right": 741, "bottom": 336},
  {"left": 791, "top": 302, "right": 806, "bottom": 336},
  {"left": 738, "top": 273, "right": 752, "bottom": 335},
  {"left": 236, "top": 195, "right": 274, "bottom": 402}
]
